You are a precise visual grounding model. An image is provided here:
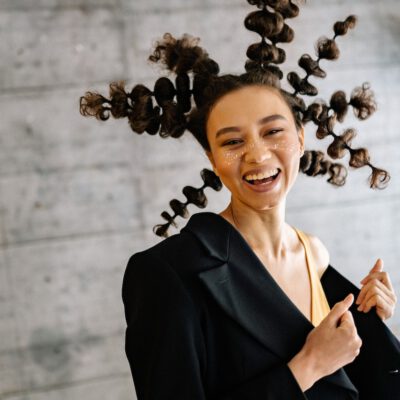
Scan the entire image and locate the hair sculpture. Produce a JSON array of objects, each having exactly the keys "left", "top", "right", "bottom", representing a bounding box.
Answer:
[{"left": 80, "top": 0, "right": 391, "bottom": 238}]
